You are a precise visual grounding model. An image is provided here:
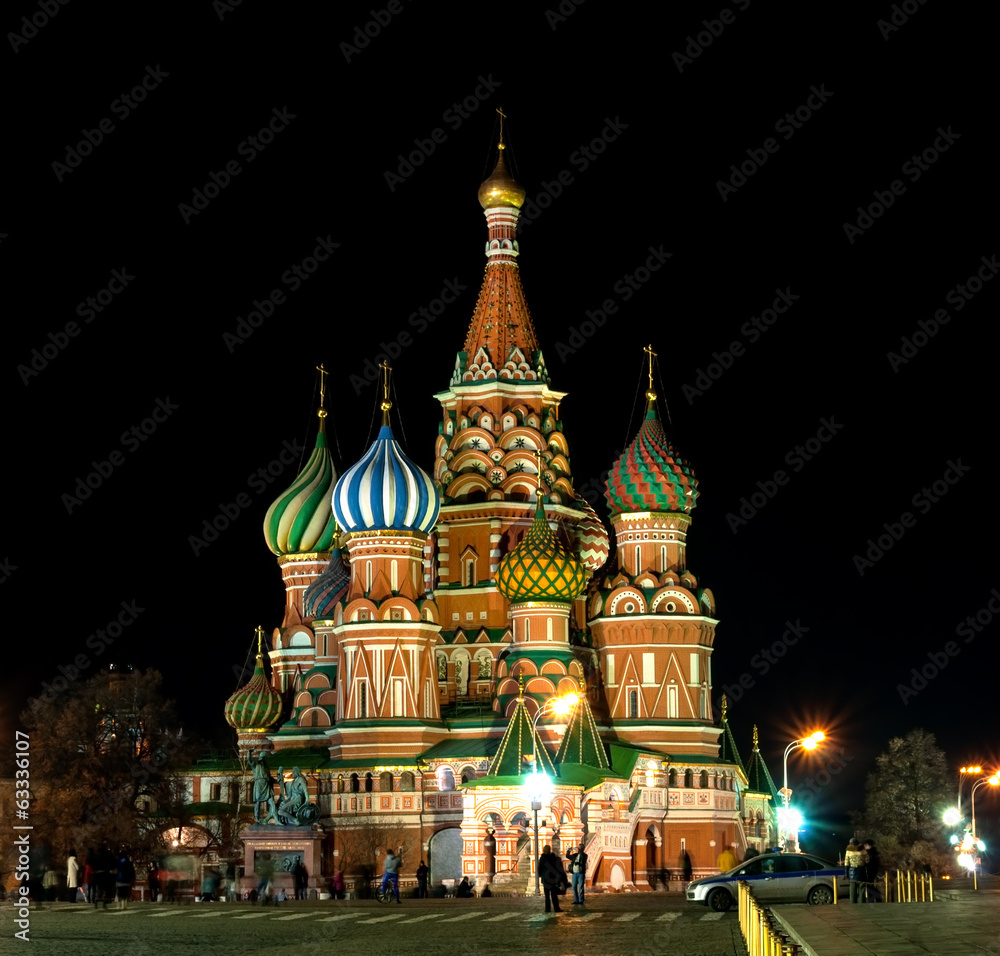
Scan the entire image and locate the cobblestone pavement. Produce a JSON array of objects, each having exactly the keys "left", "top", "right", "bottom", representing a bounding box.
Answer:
[{"left": 3, "top": 894, "right": 748, "bottom": 956}]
